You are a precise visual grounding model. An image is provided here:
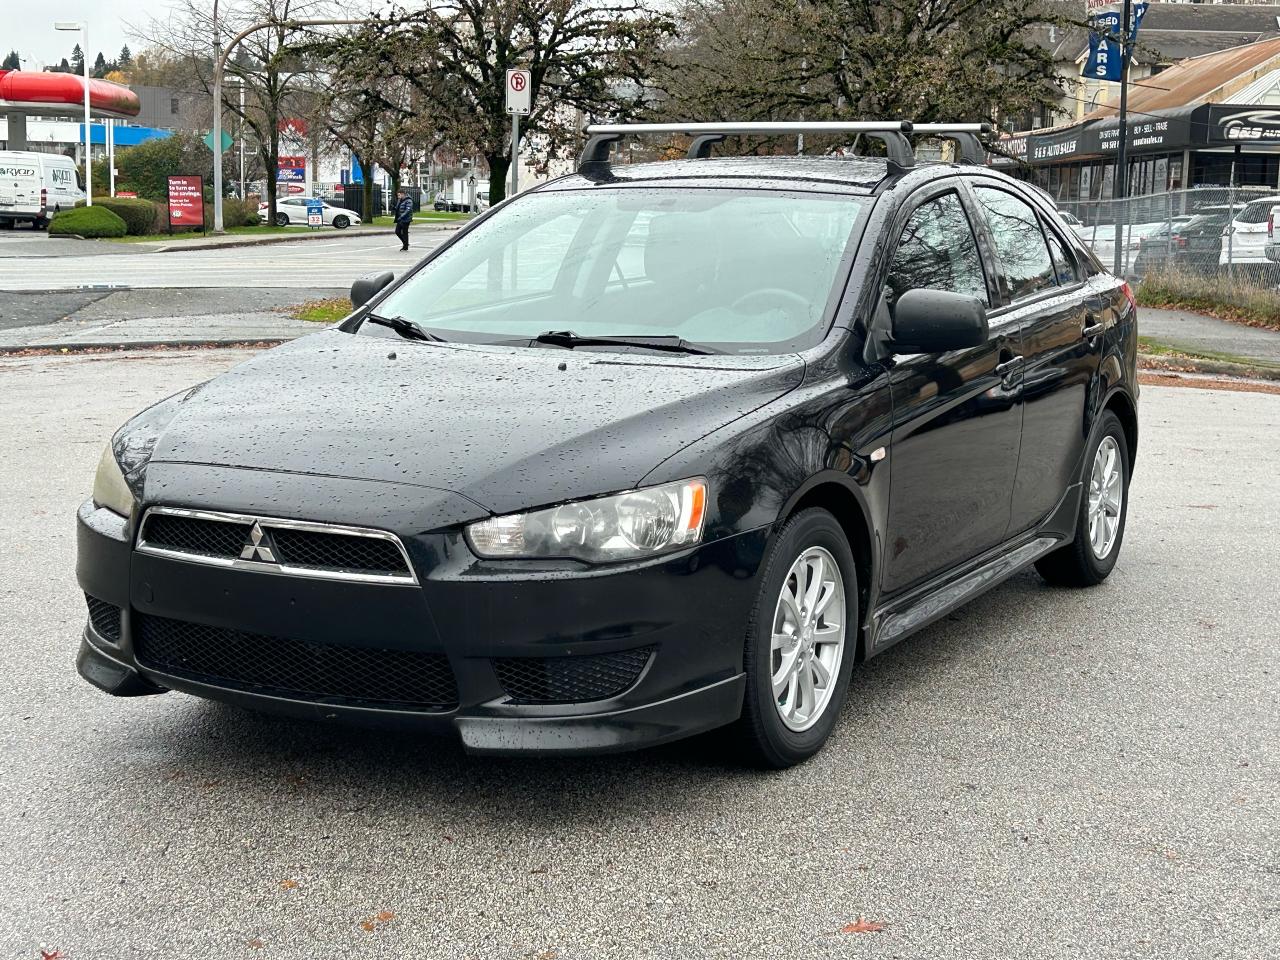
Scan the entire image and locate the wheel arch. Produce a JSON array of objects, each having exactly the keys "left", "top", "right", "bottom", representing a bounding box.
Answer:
[
  {"left": 776, "top": 474, "right": 877, "bottom": 660},
  {"left": 1102, "top": 387, "right": 1138, "bottom": 470}
]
